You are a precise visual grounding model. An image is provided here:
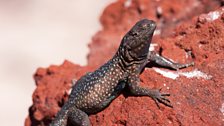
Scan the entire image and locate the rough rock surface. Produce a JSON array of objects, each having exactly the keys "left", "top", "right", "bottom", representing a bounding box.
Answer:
[
  {"left": 25, "top": 0, "right": 224, "bottom": 126},
  {"left": 88, "top": 0, "right": 223, "bottom": 68}
]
